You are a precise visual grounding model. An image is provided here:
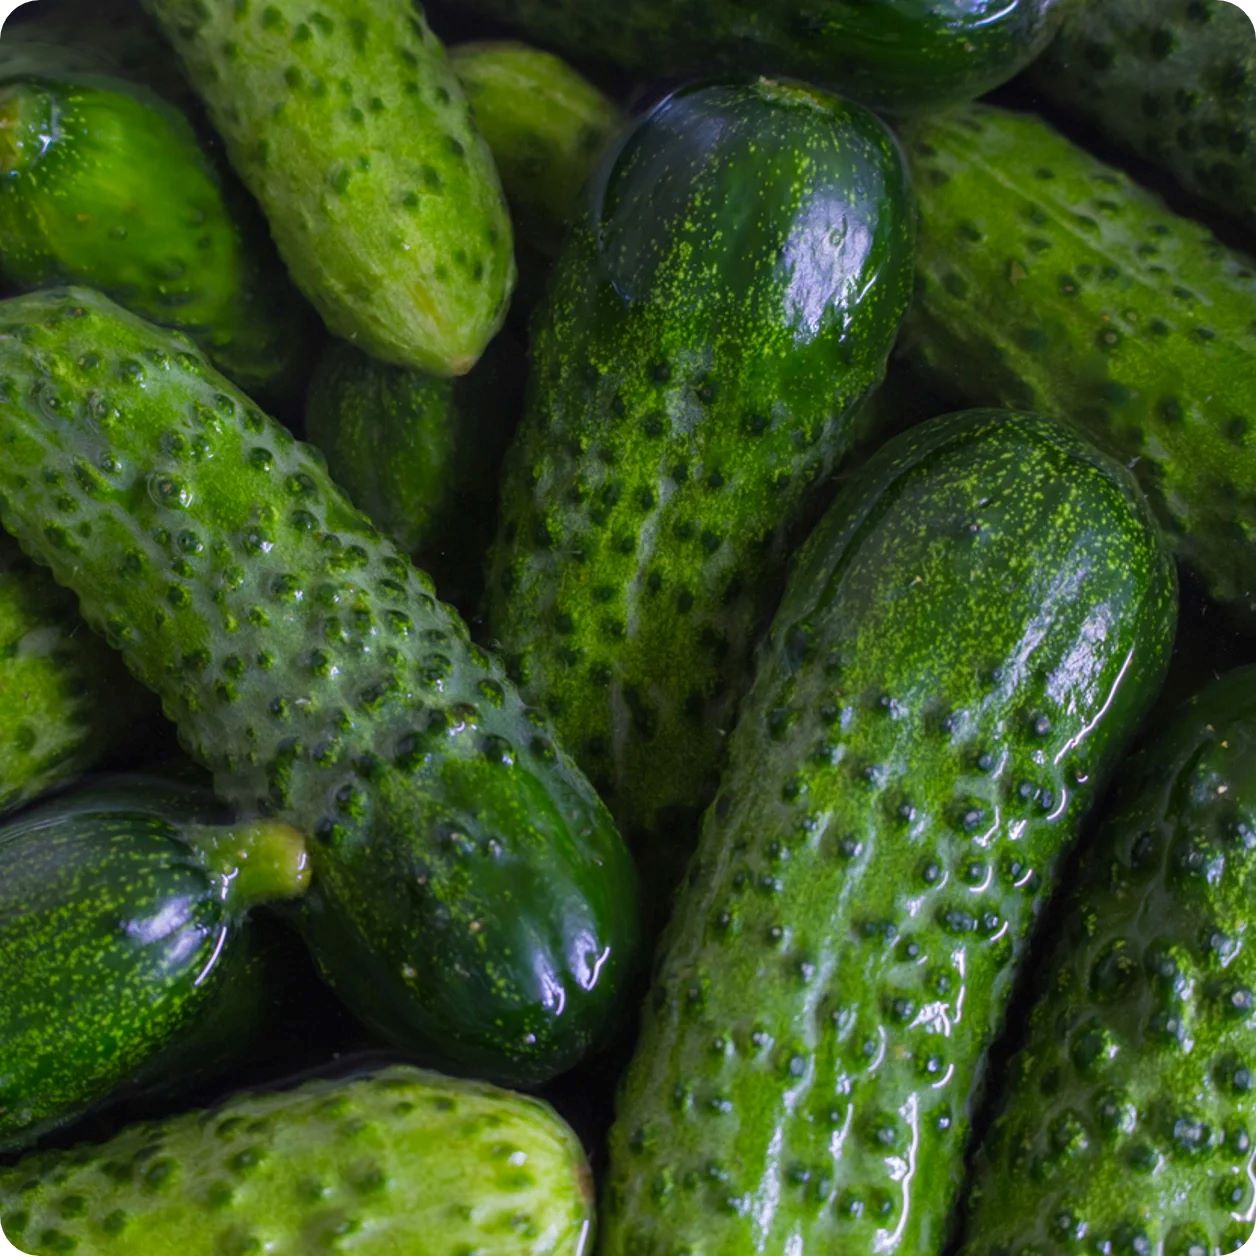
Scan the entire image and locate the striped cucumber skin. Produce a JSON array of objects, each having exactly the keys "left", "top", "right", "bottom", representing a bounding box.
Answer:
[
  {"left": 0, "top": 287, "right": 639, "bottom": 1087},
  {"left": 0, "top": 1064, "right": 593, "bottom": 1254},
  {"left": 486, "top": 79, "right": 912, "bottom": 890},
  {"left": 901, "top": 105, "right": 1256, "bottom": 618},
  {"left": 0, "top": 73, "right": 310, "bottom": 403},
  {"left": 1028, "top": 0, "right": 1256, "bottom": 234},
  {"left": 961, "top": 668, "right": 1256, "bottom": 1256},
  {"left": 143, "top": 0, "right": 515, "bottom": 377},
  {"left": 602, "top": 410, "right": 1177, "bottom": 1254}
]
